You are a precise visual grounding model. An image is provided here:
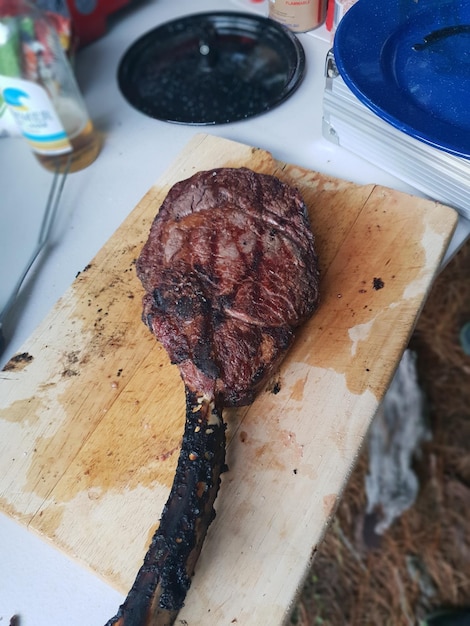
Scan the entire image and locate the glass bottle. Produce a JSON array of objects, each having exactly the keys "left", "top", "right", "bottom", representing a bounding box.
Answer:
[{"left": 0, "top": 0, "right": 101, "bottom": 173}]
